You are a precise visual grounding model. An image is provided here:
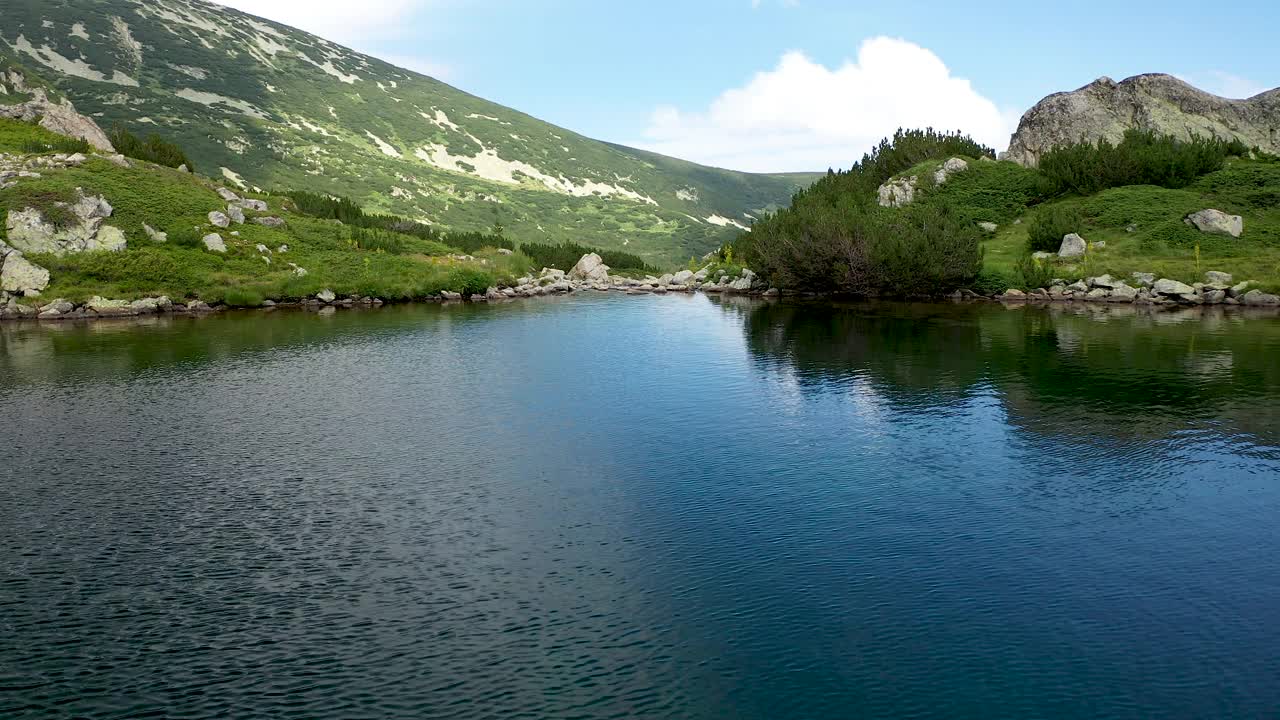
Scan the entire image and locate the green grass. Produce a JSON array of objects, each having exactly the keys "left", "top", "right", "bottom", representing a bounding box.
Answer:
[
  {"left": 0, "top": 117, "right": 82, "bottom": 154},
  {"left": 979, "top": 160, "right": 1280, "bottom": 292}
]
